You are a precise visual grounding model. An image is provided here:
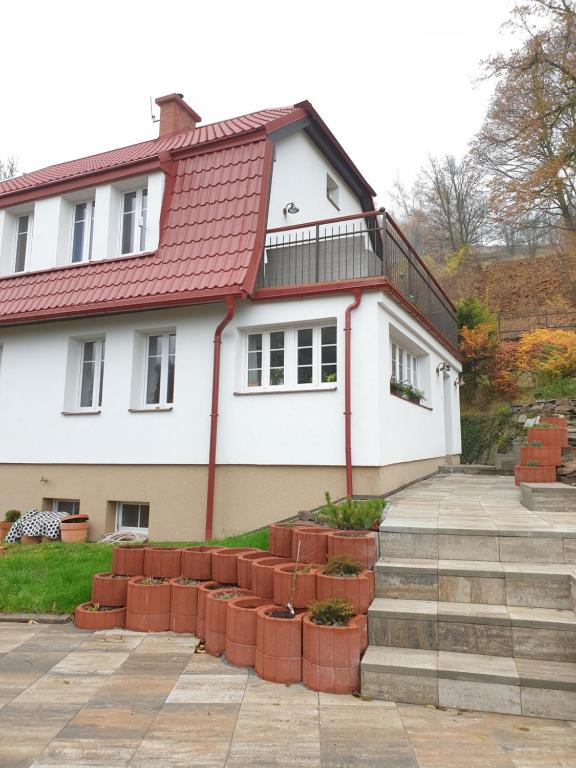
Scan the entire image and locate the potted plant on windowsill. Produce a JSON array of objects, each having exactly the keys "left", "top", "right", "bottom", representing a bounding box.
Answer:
[
  {"left": 389, "top": 377, "right": 404, "bottom": 397},
  {"left": 0, "top": 509, "right": 20, "bottom": 541},
  {"left": 404, "top": 384, "right": 425, "bottom": 405},
  {"left": 316, "top": 555, "right": 374, "bottom": 614}
]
